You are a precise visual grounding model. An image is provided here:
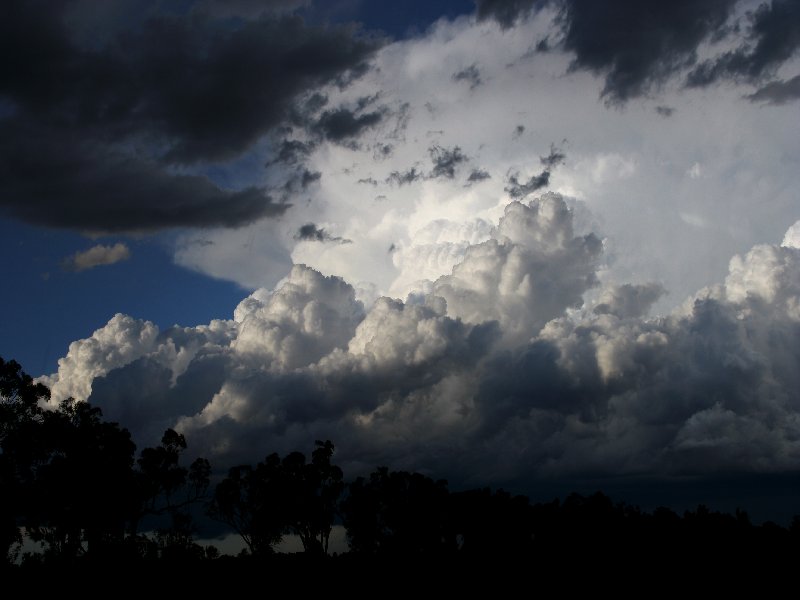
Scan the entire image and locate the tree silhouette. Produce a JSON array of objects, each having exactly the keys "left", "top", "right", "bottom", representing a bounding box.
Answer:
[
  {"left": 280, "top": 440, "right": 344, "bottom": 554},
  {"left": 341, "top": 467, "right": 454, "bottom": 556},
  {"left": 19, "top": 399, "right": 138, "bottom": 562},
  {"left": 134, "top": 429, "right": 211, "bottom": 560},
  {"left": 0, "top": 357, "right": 50, "bottom": 564},
  {"left": 209, "top": 440, "right": 343, "bottom": 556},
  {"left": 208, "top": 455, "right": 286, "bottom": 556}
]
